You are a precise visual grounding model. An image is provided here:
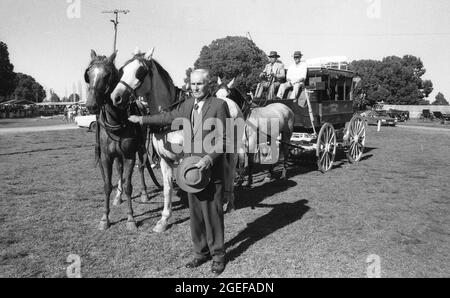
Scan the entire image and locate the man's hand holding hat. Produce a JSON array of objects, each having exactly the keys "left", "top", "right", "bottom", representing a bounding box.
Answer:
[{"left": 195, "top": 155, "right": 213, "bottom": 171}]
